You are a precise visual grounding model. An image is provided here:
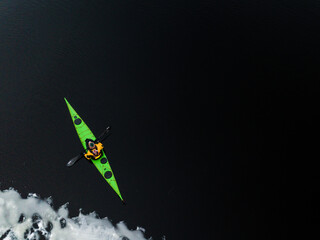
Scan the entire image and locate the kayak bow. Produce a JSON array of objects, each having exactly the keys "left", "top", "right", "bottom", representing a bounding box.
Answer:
[{"left": 64, "top": 98, "right": 124, "bottom": 202}]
